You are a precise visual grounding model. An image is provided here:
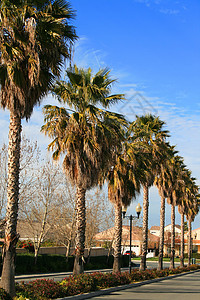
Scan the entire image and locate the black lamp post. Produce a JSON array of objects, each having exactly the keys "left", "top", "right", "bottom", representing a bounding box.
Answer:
[{"left": 122, "top": 203, "right": 142, "bottom": 274}]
